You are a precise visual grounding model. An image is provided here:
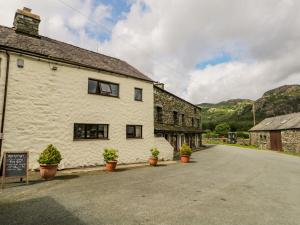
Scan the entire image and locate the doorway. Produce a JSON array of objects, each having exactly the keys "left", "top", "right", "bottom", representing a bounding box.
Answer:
[{"left": 270, "top": 131, "right": 282, "bottom": 151}]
